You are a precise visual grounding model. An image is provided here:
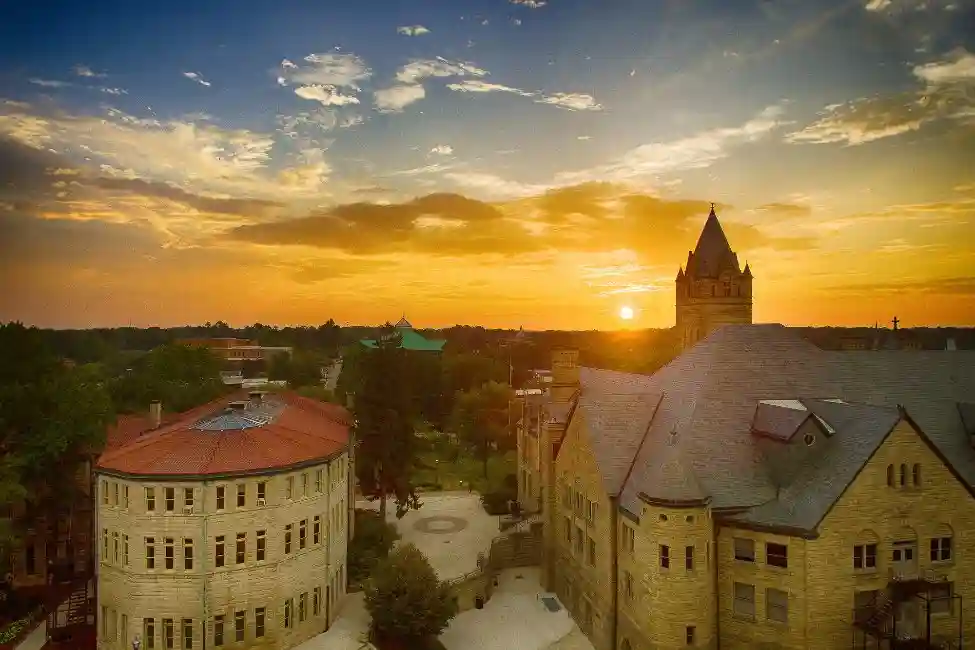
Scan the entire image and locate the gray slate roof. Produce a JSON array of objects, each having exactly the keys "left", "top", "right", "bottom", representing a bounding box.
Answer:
[
  {"left": 568, "top": 324, "right": 975, "bottom": 535},
  {"left": 631, "top": 431, "right": 710, "bottom": 506}
]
